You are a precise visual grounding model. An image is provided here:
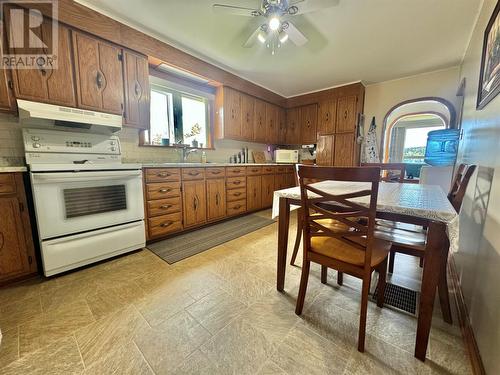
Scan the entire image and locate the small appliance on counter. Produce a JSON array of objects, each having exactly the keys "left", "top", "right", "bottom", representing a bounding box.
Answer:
[
  {"left": 20, "top": 100, "right": 145, "bottom": 276},
  {"left": 275, "top": 149, "right": 299, "bottom": 163}
]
